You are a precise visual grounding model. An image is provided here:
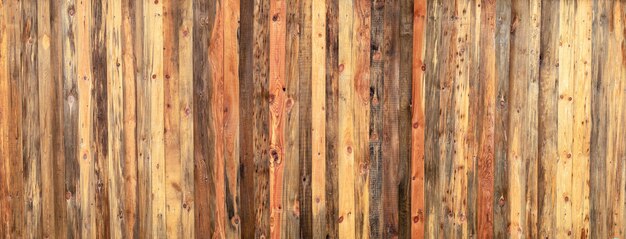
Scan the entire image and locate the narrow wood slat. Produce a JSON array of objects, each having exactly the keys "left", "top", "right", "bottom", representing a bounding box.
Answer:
[
  {"left": 398, "top": 0, "right": 413, "bottom": 236},
  {"left": 37, "top": 0, "right": 58, "bottom": 238},
  {"left": 337, "top": 0, "right": 356, "bottom": 236},
  {"left": 104, "top": 0, "right": 125, "bottom": 237},
  {"left": 178, "top": 0, "right": 195, "bottom": 237},
  {"left": 239, "top": 0, "right": 256, "bottom": 237},
  {"left": 192, "top": 0, "right": 215, "bottom": 236},
  {"left": 369, "top": 0, "right": 384, "bottom": 237},
  {"left": 223, "top": 0, "right": 241, "bottom": 238},
  {"left": 410, "top": 0, "right": 426, "bottom": 237},
  {"left": 163, "top": 0, "right": 182, "bottom": 237},
  {"left": 423, "top": 0, "right": 443, "bottom": 237},
  {"left": 0, "top": 1, "right": 11, "bottom": 236},
  {"left": 537, "top": 0, "right": 559, "bottom": 238},
  {"left": 382, "top": 0, "right": 401, "bottom": 237},
  {"left": 269, "top": 0, "right": 287, "bottom": 237},
  {"left": 557, "top": 1, "right": 575, "bottom": 237},
  {"left": 493, "top": 1, "right": 511, "bottom": 237},
  {"left": 606, "top": 2, "right": 626, "bottom": 237},
  {"left": 253, "top": 0, "right": 271, "bottom": 237},
  {"left": 283, "top": 0, "right": 302, "bottom": 236},
  {"left": 590, "top": 0, "right": 609, "bottom": 237},
  {"left": 76, "top": 0, "right": 96, "bottom": 237},
  {"left": 22, "top": 0, "right": 43, "bottom": 238},
  {"left": 571, "top": 1, "right": 592, "bottom": 238},
  {"left": 311, "top": 0, "right": 327, "bottom": 237},
  {"left": 477, "top": 0, "right": 496, "bottom": 238},
  {"left": 92, "top": 0, "right": 111, "bottom": 237},
  {"left": 325, "top": 0, "right": 340, "bottom": 237},
  {"left": 353, "top": 0, "right": 371, "bottom": 237},
  {"left": 121, "top": 0, "right": 140, "bottom": 237}
]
